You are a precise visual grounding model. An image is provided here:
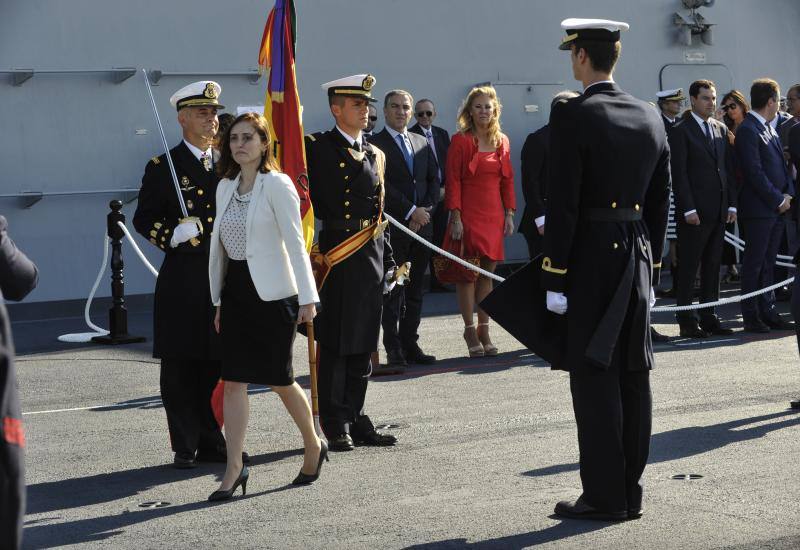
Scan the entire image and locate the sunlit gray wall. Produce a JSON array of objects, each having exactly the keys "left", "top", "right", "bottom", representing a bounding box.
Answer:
[{"left": 1, "top": 0, "right": 799, "bottom": 303}]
